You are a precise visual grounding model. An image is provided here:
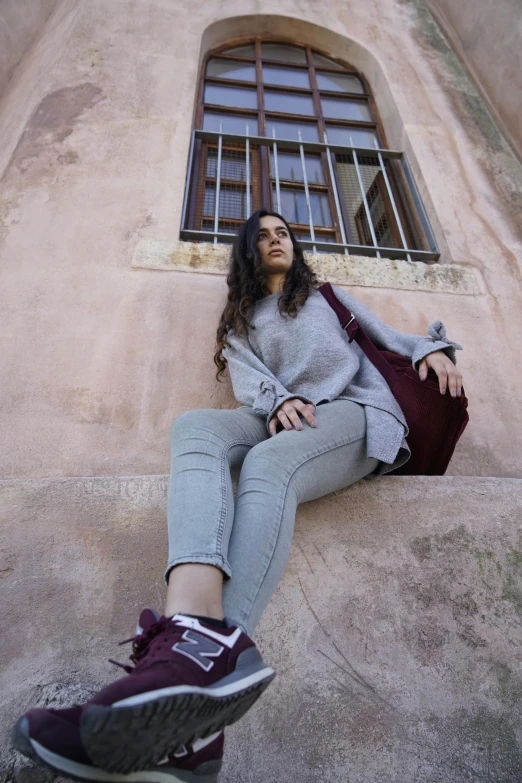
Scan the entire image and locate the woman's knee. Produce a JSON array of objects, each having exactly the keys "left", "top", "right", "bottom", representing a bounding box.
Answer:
[
  {"left": 170, "top": 408, "right": 249, "bottom": 448},
  {"left": 170, "top": 409, "right": 203, "bottom": 440},
  {"left": 240, "top": 436, "right": 289, "bottom": 480}
]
